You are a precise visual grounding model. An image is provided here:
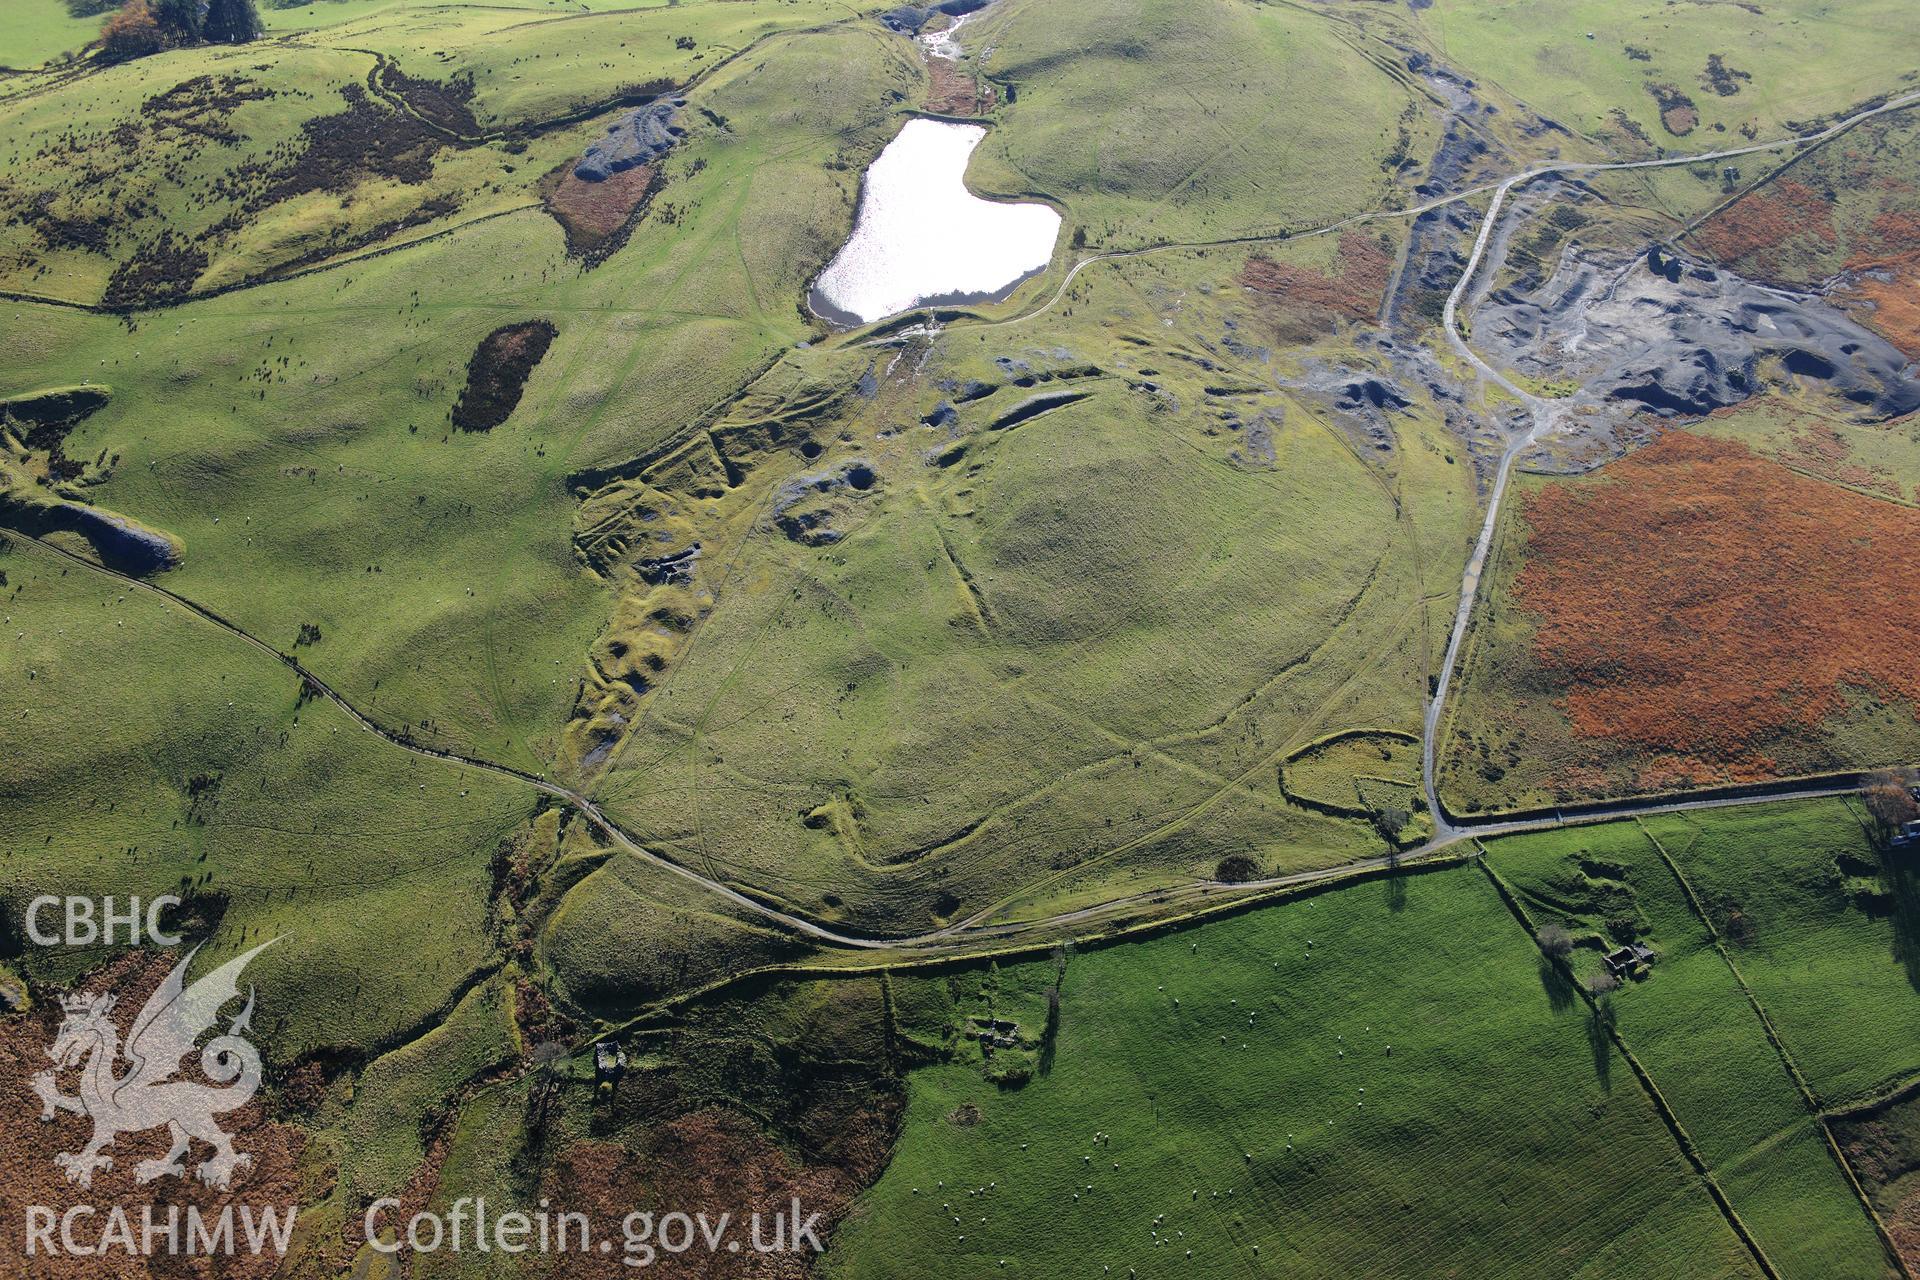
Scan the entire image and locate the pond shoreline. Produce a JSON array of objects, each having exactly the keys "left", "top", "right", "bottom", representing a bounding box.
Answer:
[{"left": 807, "top": 117, "right": 1062, "bottom": 327}]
